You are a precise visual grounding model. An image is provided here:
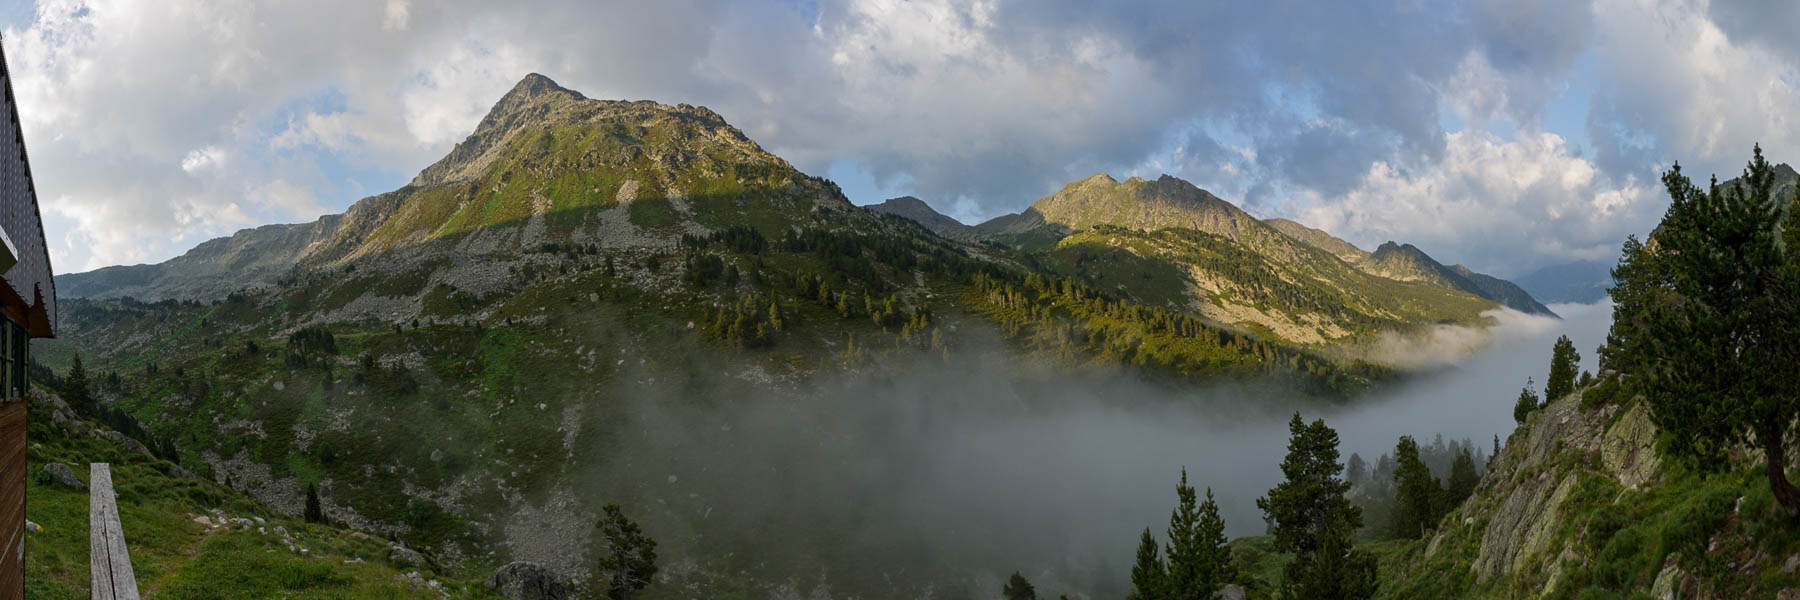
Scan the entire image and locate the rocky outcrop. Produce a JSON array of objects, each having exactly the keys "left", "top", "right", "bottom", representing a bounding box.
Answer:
[
  {"left": 43, "top": 462, "right": 83, "bottom": 489},
  {"left": 1468, "top": 387, "right": 1657, "bottom": 582},
  {"left": 486, "top": 561, "right": 567, "bottom": 600}
]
